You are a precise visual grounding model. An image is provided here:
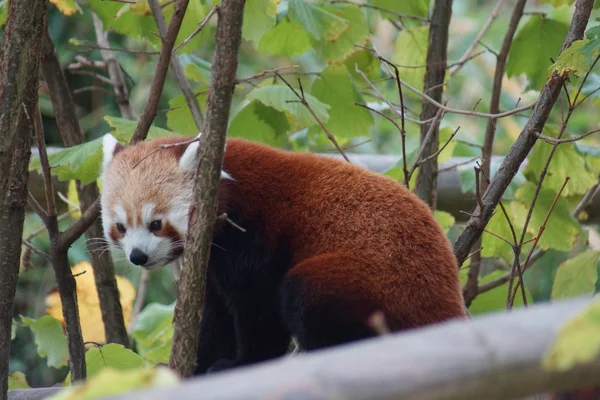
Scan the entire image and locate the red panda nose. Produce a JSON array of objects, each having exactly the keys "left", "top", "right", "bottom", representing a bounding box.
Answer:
[{"left": 130, "top": 248, "right": 149, "bottom": 266}]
